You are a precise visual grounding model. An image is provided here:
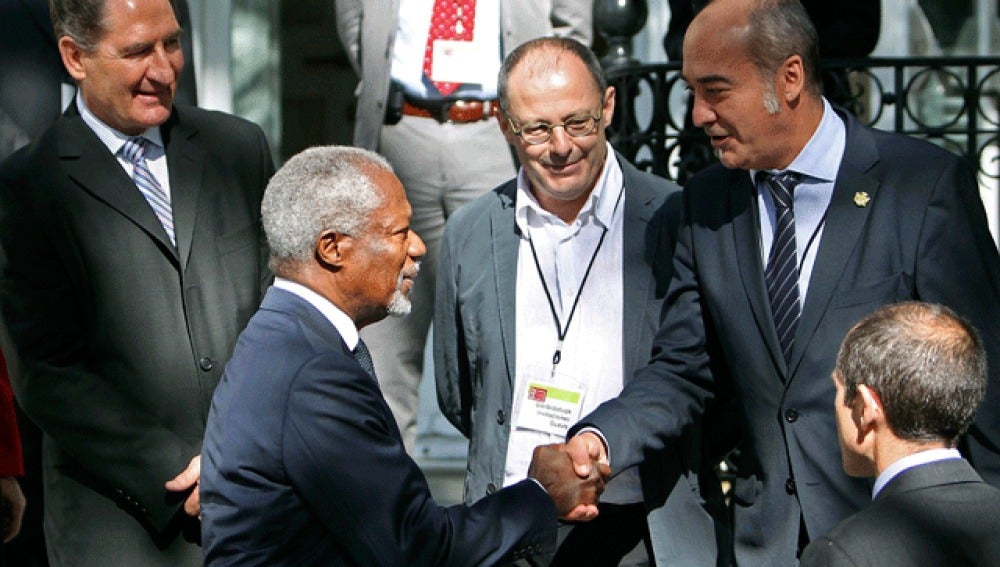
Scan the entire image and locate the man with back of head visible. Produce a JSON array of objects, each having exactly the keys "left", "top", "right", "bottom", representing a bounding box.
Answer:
[
  {"left": 200, "top": 145, "right": 608, "bottom": 566},
  {"left": 434, "top": 36, "right": 728, "bottom": 566},
  {"left": 563, "top": 0, "right": 1000, "bottom": 564},
  {"left": 0, "top": 0, "right": 273, "bottom": 564},
  {"left": 801, "top": 302, "right": 1000, "bottom": 566}
]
